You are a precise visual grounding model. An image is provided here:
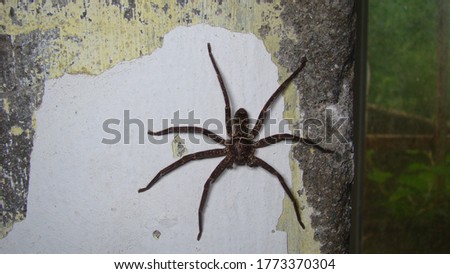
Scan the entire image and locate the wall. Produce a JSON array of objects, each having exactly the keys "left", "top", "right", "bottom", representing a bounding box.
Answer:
[
  {"left": 0, "top": 0, "right": 355, "bottom": 253},
  {"left": 1, "top": 24, "right": 301, "bottom": 253}
]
